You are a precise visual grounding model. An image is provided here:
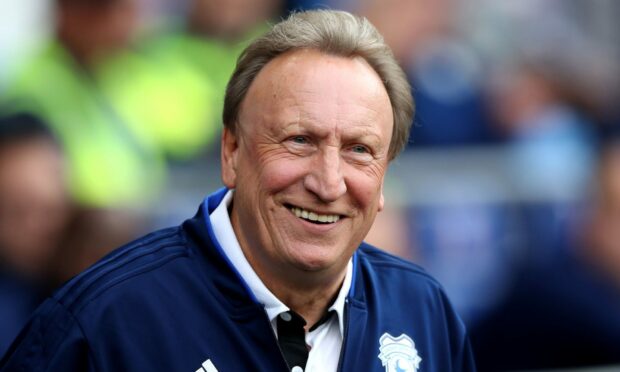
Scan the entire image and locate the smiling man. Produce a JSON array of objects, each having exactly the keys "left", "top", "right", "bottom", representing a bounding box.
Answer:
[
  {"left": 0, "top": 10, "right": 475, "bottom": 372},
  {"left": 223, "top": 48, "right": 394, "bottom": 322}
]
